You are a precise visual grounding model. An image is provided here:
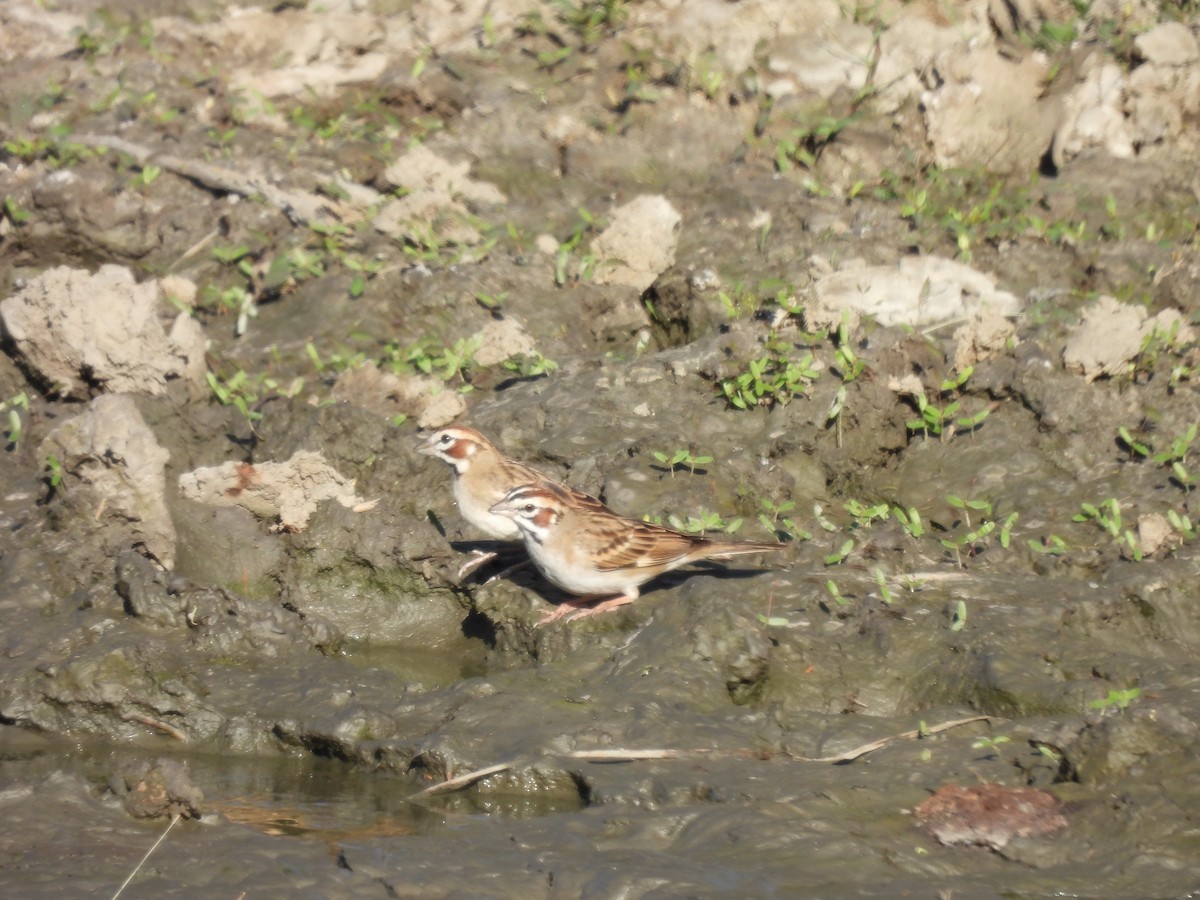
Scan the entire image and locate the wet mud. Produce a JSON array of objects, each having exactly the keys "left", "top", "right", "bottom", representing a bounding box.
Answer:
[{"left": 2, "top": 0, "right": 1200, "bottom": 896}]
